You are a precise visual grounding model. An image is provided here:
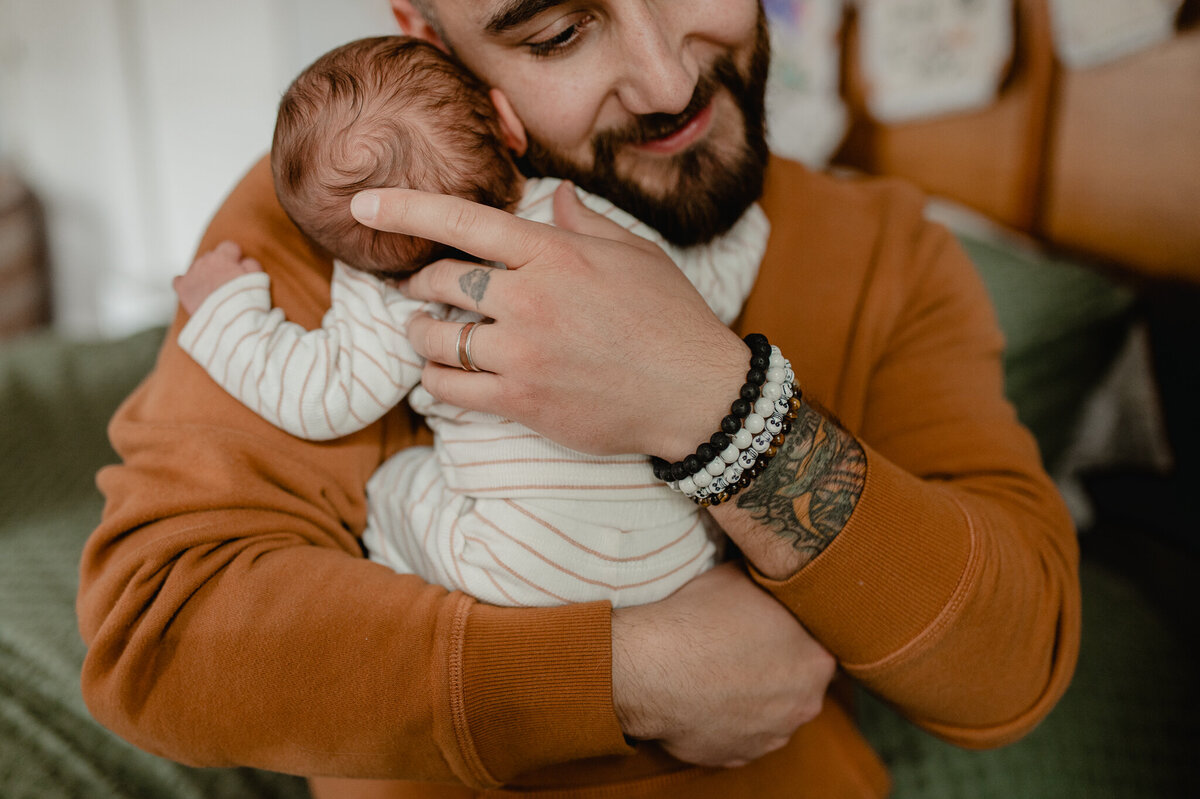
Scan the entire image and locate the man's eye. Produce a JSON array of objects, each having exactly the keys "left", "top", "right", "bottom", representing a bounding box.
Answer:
[{"left": 526, "top": 15, "right": 593, "bottom": 58}]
